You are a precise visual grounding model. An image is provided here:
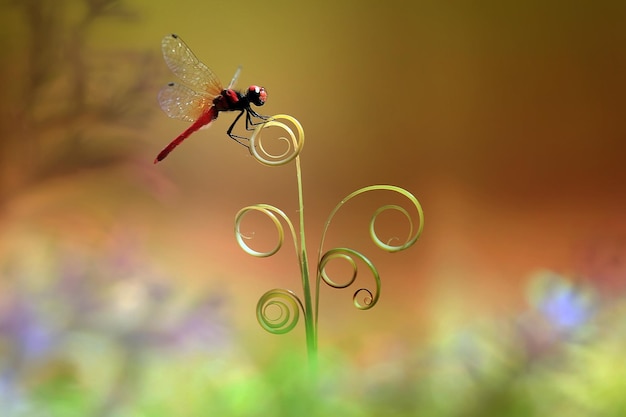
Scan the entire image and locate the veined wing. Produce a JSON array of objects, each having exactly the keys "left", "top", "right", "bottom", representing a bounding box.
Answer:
[
  {"left": 161, "top": 34, "right": 223, "bottom": 96},
  {"left": 157, "top": 82, "right": 211, "bottom": 122}
]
